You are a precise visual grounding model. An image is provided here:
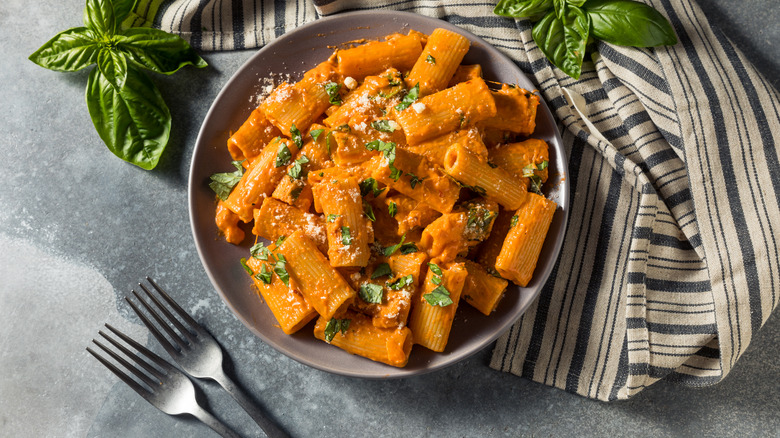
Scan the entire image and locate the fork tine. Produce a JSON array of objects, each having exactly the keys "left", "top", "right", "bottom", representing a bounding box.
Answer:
[
  {"left": 138, "top": 282, "right": 196, "bottom": 343},
  {"left": 100, "top": 326, "right": 168, "bottom": 379},
  {"left": 146, "top": 277, "right": 200, "bottom": 328},
  {"left": 86, "top": 346, "right": 150, "bottom": 396},
  {"left": 91, "top": 337, "right": 160, "bottom": 389},
  {"left": 126, "top": 292, "right": 183, "bottom": 358}
]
